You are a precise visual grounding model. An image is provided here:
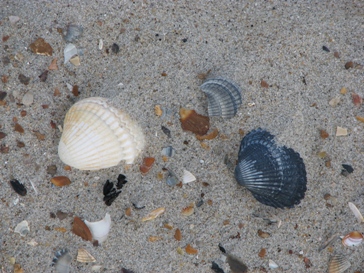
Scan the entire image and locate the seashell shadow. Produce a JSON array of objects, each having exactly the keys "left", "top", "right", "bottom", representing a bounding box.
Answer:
[{"left": 234, "top": 128, "right": 307, "bottom": 209}]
